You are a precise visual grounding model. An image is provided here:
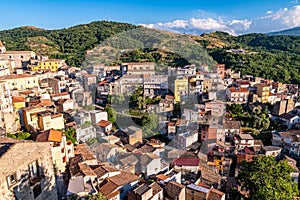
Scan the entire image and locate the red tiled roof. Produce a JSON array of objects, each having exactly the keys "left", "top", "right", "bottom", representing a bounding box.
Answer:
[
  {"left": 12, "top": 96, "right": 26, "bottom": 103},
  {"left": 48, "top": 129, "right": 62, "bottom": 142},
  {"left": 19, "top": 90, "right": 34, "bottom": 95},
  {"left": 97, "top": 120, "right": 112, "bottom": 127},
  {"left": 99, "top": 181, "right": 119, "bottom": 196},
  {"left": 51, "top": 92, "right": 69, "bottom": 97},
  {"left": 35, "top": 129, "right": 62, "bottom": 143},
  {"left": 172, "top": 157, "right": 200, "bottom": 166},
  {"left": 108, "top": 171, "right": 139, "bottom": 186},
  {"left": 228, "top": 87, "right": 248, "bottom": 93}
]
